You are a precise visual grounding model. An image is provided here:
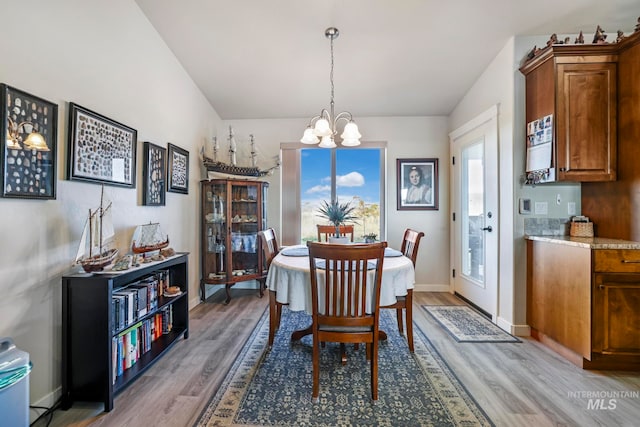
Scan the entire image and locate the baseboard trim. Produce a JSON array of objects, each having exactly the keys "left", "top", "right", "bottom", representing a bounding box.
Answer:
[
  {"left": 414, "top": 283, "right": 450, "bottom": 292},
  {"left": 497, "top": 317, "right": 531, "bottom": 336}
]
